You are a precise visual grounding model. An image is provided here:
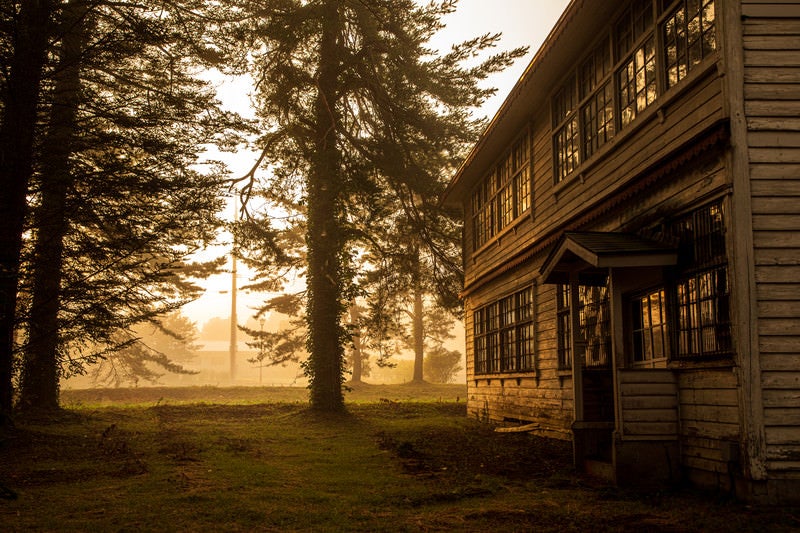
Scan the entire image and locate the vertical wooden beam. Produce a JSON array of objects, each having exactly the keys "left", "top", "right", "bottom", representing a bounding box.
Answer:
[
  {"left": 721, "top": 0, "right": 768, "bottom": 481},
  {"left": 609, "top": 269, "right": 625, "bottom": 438},
  {"left": 569, "top": 271, "right": 585, "bottom": 422}
]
